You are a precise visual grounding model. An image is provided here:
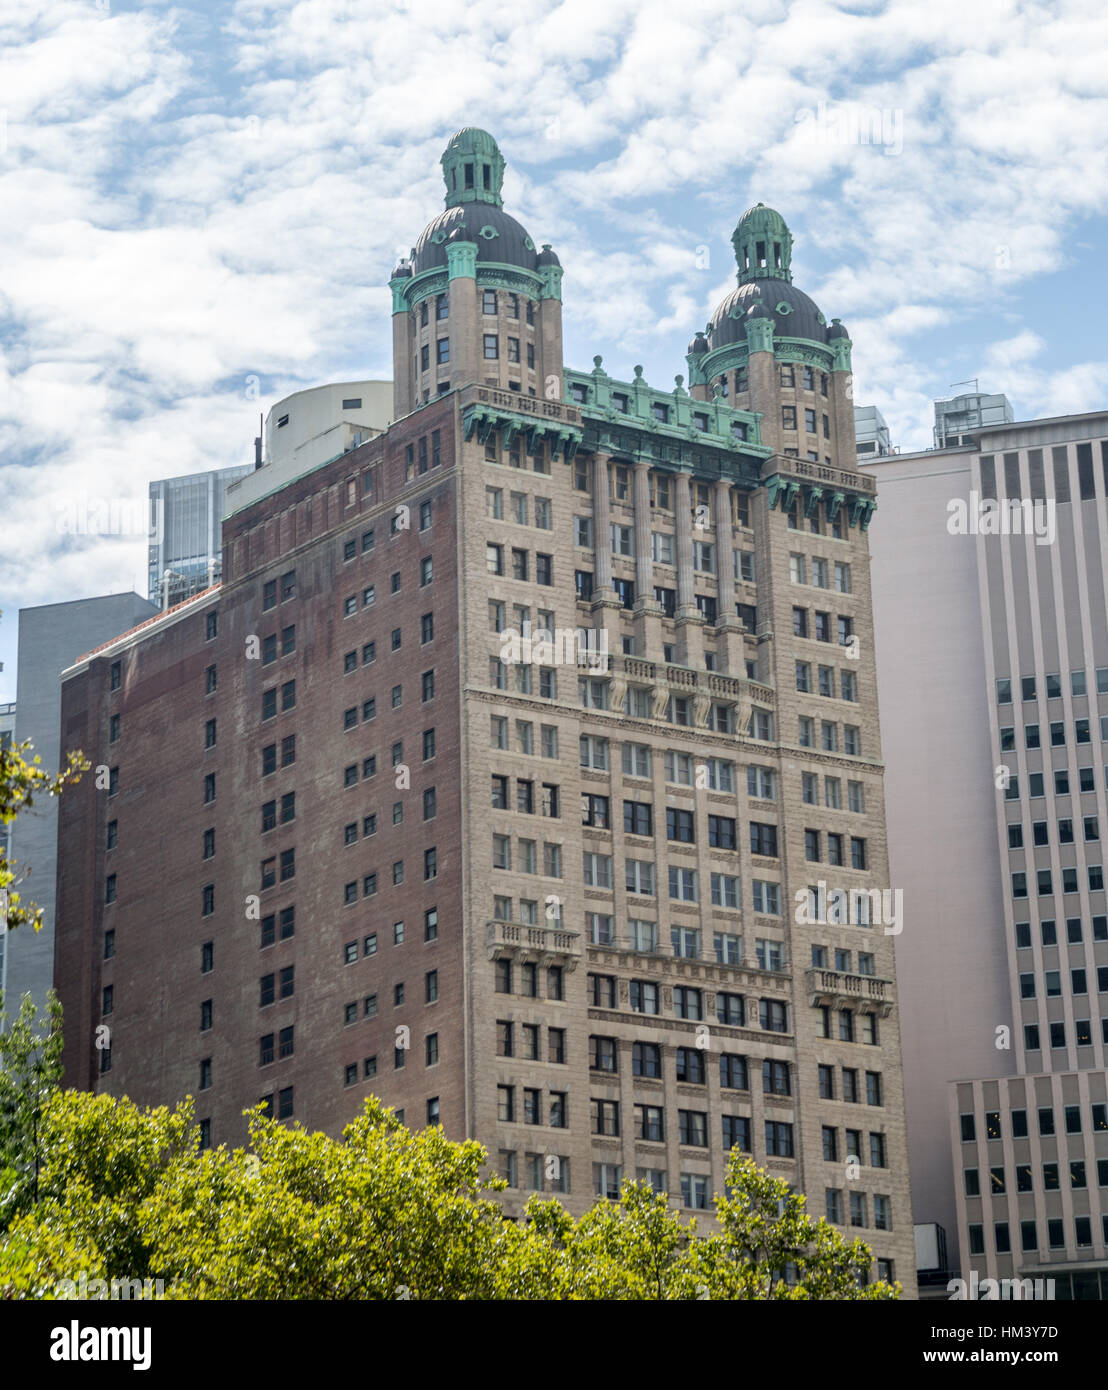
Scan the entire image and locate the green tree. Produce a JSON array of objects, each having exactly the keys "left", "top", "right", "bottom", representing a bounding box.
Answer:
[
  {"left": 0, "top": 990, "right": 64, "bottom": 1229},
  {"left": 0, "top": 1091, "right": 899, "bottom": 1301},
  {"left": 0, "top": 732, "right": 88, "bottom": 935},
  {"left": 689, "top": 1150, "right": 899, "bottom": 1299}
]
